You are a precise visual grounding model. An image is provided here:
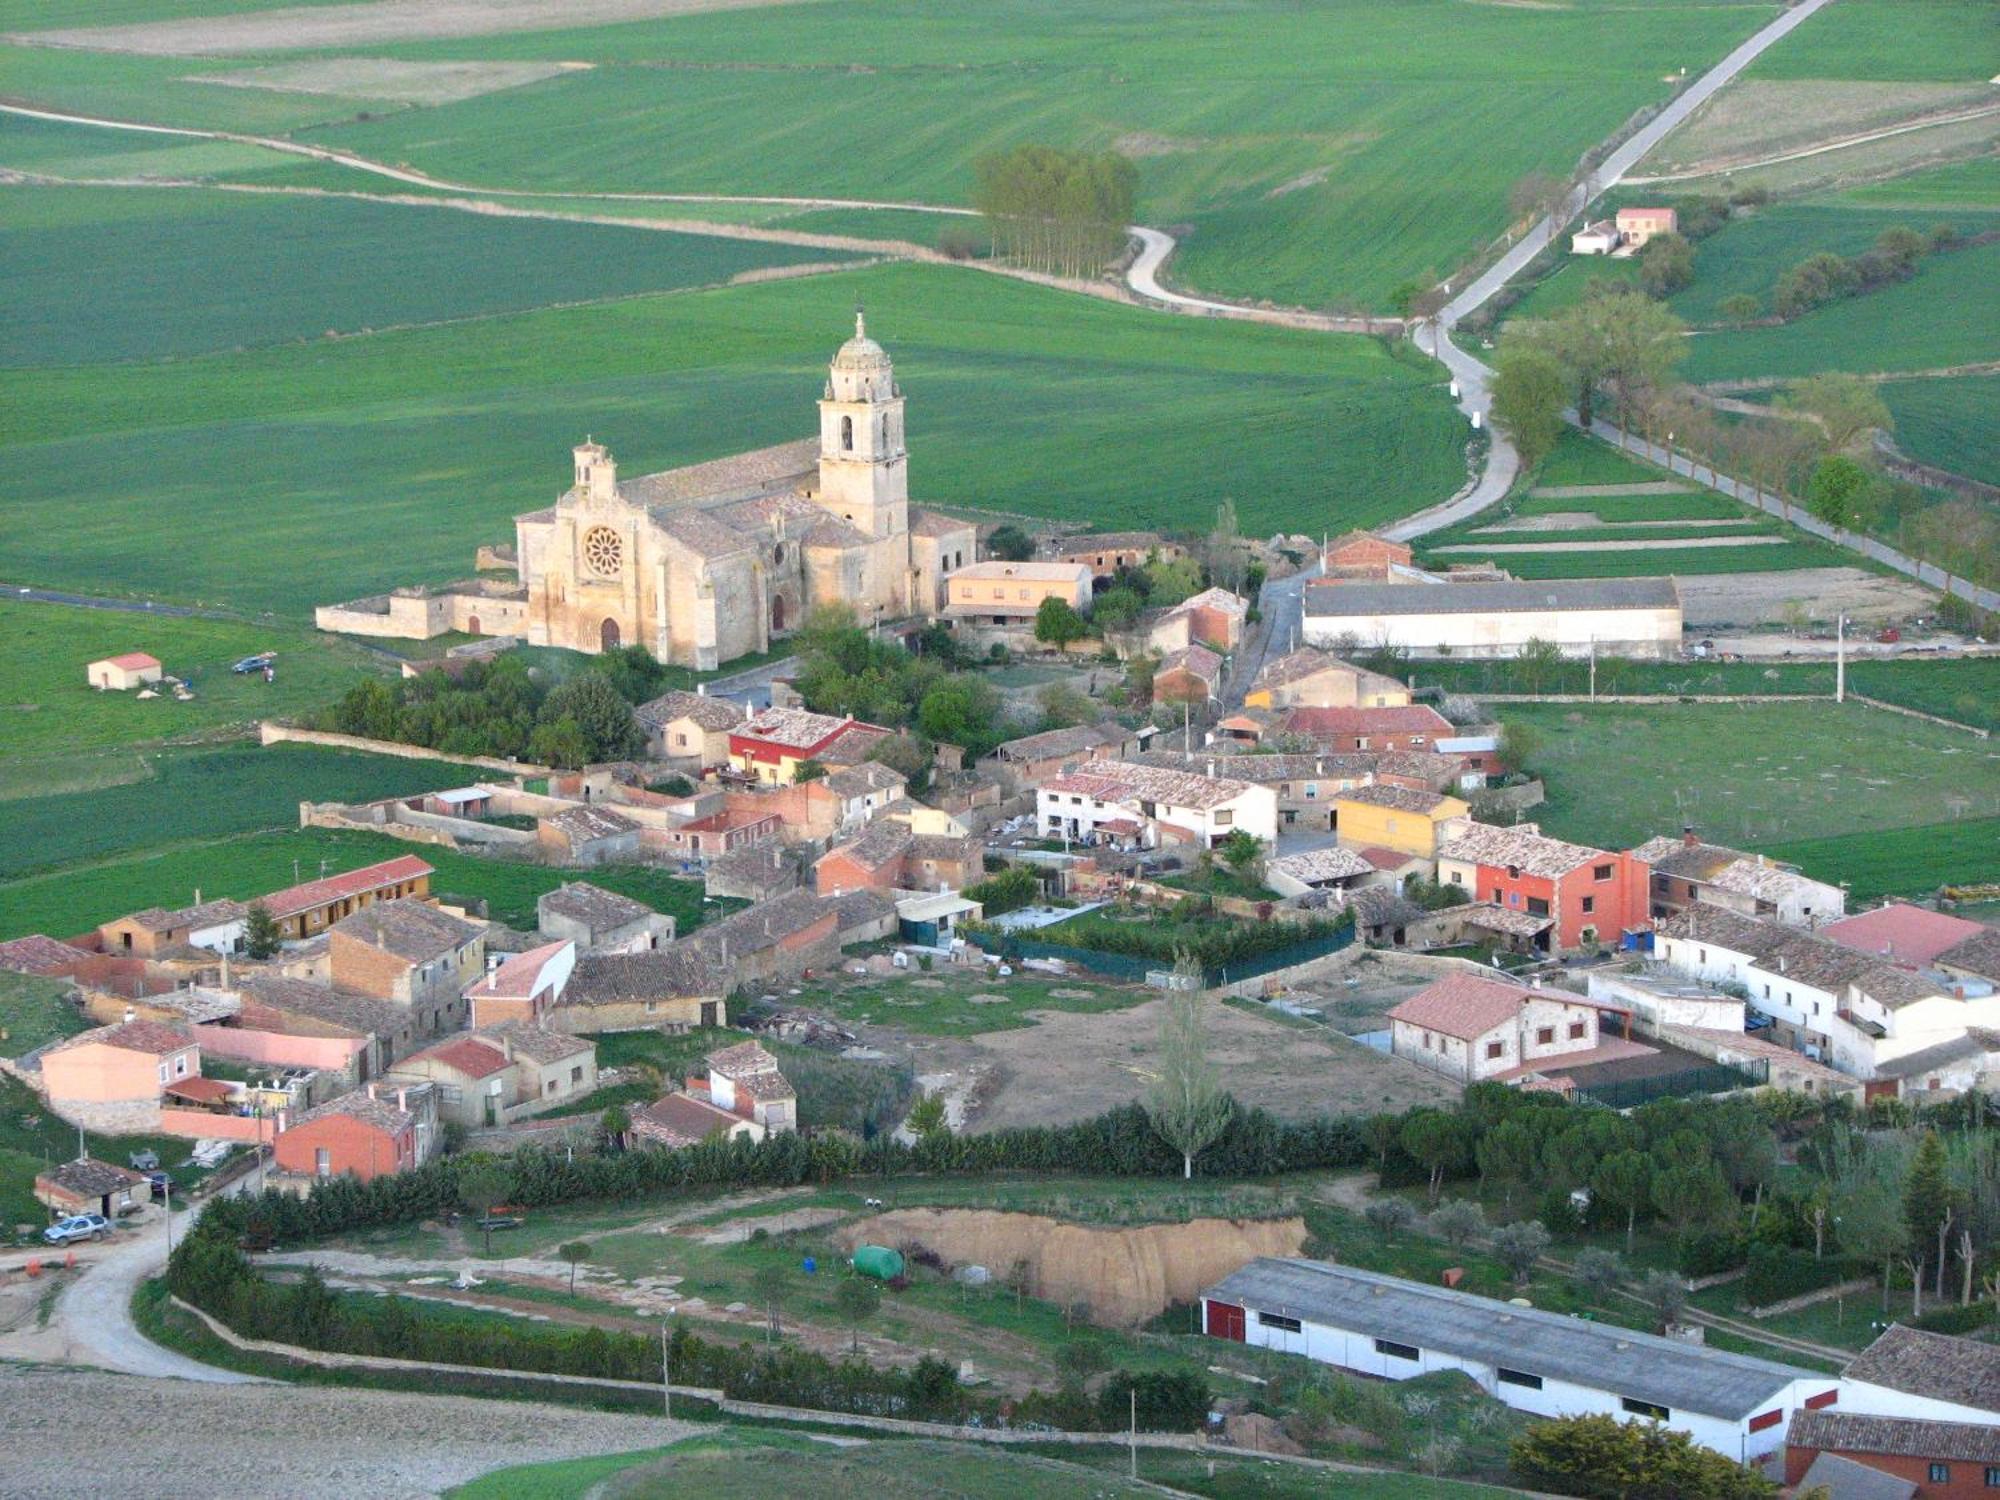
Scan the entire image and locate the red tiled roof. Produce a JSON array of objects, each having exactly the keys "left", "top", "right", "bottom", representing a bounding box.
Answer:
[
  {"left": 0, "top": 934, "right": 93, "bottom": 975},
  {"left": 258, "top": 855, "right": 434, "bottom": 919},
  {"left": 1387, "top": 974, "right": 1541, "bottom": 1041},
  {"left": 105, "top": 652, "right": 160, "bottom": 670},
  {"left": 164, "top": 1076, "right": 234, "bottom": 1104},
  {"left": 466, "top": 939, "right": 571, "bottom": 1001},
  {"left": 631, "top": 1091, "right": 747, "bottom": 1147},
  {"left": 1282, "top": 705, "right": 1453, "bottom": 738},
  {"left": 1822, "top": 904, "right": 1984, "bottom": 971},
  {"left": 1360, "top": 847, "right": 1419, "bottom": 870},
  {"left": 403, "top": 1036, "right": 512, "bottom": 1080},
  {"left": 45, "top": 1018, "right": 194, "bottom": 1057}
]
